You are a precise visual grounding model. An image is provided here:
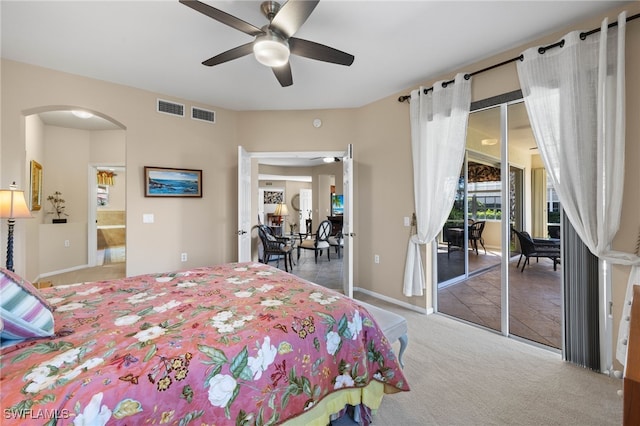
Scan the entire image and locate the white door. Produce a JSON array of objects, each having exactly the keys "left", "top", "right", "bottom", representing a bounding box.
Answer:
[
  {"left": 342, "top": 144, "right": 354, "bottom": 298},
  {"left": 258, "top": 189, "right": 265, "bottom": 225},
  {"left": 88, "top": 165, "right": 99, "bottom": 267},
  {"left": 299, "top": 188, "right": 312, "bottom": 233},
  {"left": 238, "top": 146, "right": 252, "bottom": 262}
]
